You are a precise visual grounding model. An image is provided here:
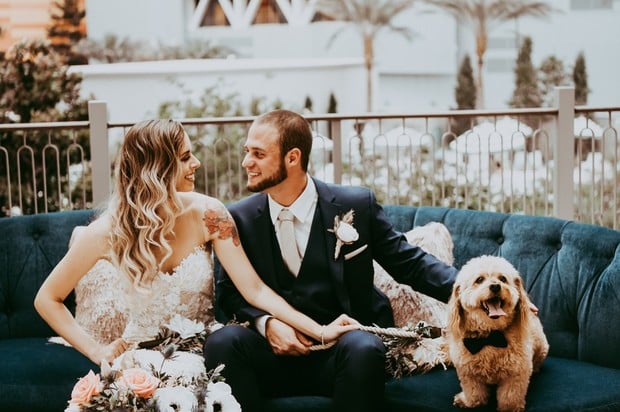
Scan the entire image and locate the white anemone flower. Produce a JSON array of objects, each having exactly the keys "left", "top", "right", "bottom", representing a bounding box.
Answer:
[
  {"left": 205, "top": 381, "right": 242, "bottom": 412},
  {"left": 155, "top": 387, "right": 197, "bottom": 412}
]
